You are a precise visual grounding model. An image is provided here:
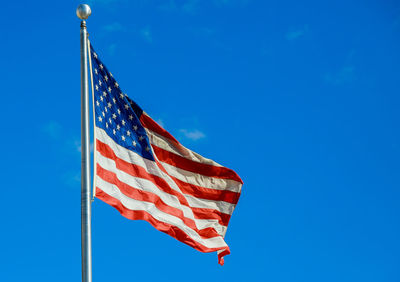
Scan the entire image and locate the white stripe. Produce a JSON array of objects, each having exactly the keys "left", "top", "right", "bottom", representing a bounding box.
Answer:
[
  {"left": 88, "top": 40, "right": 98, "bottom": 200},
  {"left": 145, "top": 128, "right": 242, "bottom": 192},
  {"left": 96, "top": 127, "right": 236, "bottom": 215},
  {"left": 180, "top": 193, "right": 235, "bottom": 219},
  {"left": 97, "top": 177, "right": 228, "bottom": 249},
  {"left": 96, "top": 152, "right": 227, "bottom": 235},
  {"left": 159, "top": 160, "right": 242, "bottom": 193}
]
